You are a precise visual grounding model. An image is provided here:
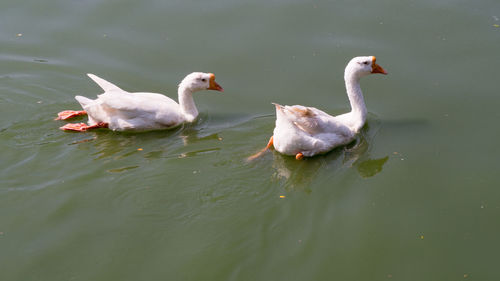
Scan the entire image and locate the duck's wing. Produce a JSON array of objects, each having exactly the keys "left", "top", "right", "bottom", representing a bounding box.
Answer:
[
  {"left": 86, "top": 74, "right": 178, "bottom": 115},
  {"left": 97, "top": 92, "right": 180, "bottom": 119},
  {"left": 87, "top": 73, "right": 125, "bottom": 93},
  {"left": 274, "top": 103, "right": 350, "bottom": 136}
]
